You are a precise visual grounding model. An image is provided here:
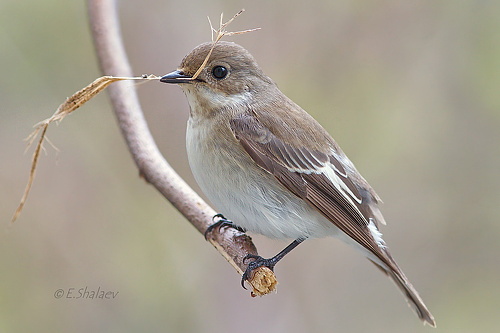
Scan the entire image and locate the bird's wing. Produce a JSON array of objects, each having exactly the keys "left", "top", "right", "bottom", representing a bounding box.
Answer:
[
  {"left": 229, "top": 113, "right": 389, "bottom": 264},
  {"left": 230, "top": 113, "right": 436, "bottom": 326}
]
